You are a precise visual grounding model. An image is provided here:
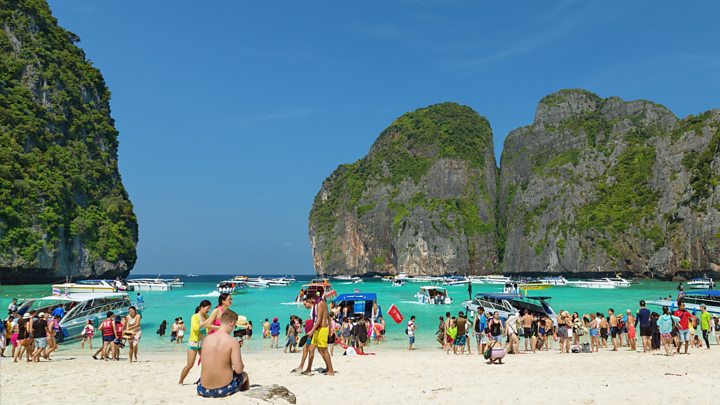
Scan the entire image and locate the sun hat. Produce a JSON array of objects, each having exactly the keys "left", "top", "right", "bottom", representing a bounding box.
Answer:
[
  {"left": 38, "top": 312, "right": 46, "bottom": 318},
  {"left": 236, "top": 315, "right": 249, "bottom": 329},
  {"left": 23, "top": 313, "right": 30, "bottom": 319}
]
